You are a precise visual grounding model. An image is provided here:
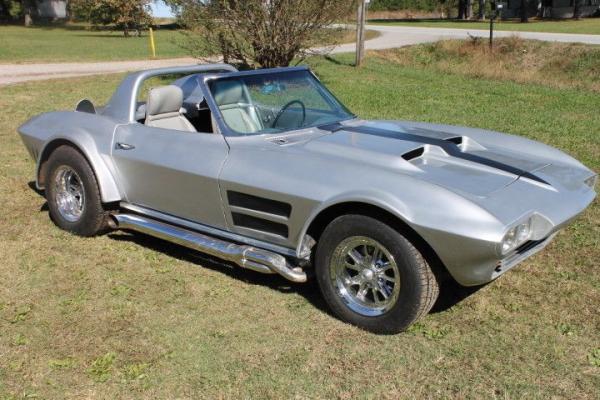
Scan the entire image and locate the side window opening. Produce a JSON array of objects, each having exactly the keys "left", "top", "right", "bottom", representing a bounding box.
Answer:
[{"left": 134, "top": 74, "right": 214, "bottom": 134}]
